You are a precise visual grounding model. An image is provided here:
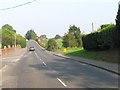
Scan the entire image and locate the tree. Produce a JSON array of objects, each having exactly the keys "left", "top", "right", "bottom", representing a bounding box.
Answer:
[
  {"left": 1, "top": 25, "right": 26, "bottom": 48},
  {"left": 25, "top": 29, "right": 37, "bottom": 40},
  {"left": 2, "top": 24, "right": 16, "bottom": 33},
  {"left": 116, "top": 4, "right": 120, "bottom": 47},
  {"left": 100, "top": 24, "right": 112, "bottom": 29},
  {"left": 62, "top": 33, "right": 76, "bottom": 48},
  {"left": 68, "top": 25, "right": 82, "bottom": 47},
  {"left": 54, "top": 34, "right": 61, "bottom": 39},
  {"left": 62, "top": 25, "right": 82, "bottom": 48},
  {"left": 47, "top": 39, "right": 57, "bottom": 51}
]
